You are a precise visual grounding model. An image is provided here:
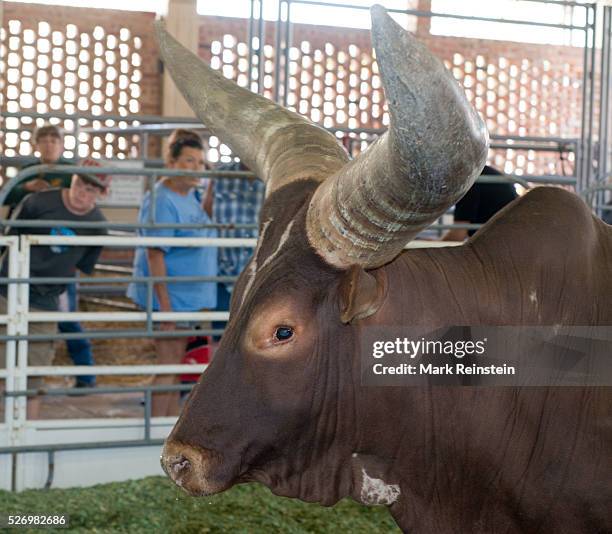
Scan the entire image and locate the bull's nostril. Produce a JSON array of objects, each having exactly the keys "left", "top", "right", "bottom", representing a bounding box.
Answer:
[{"left": 168, "top": 455, "right": 191, "bottom": 476}]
